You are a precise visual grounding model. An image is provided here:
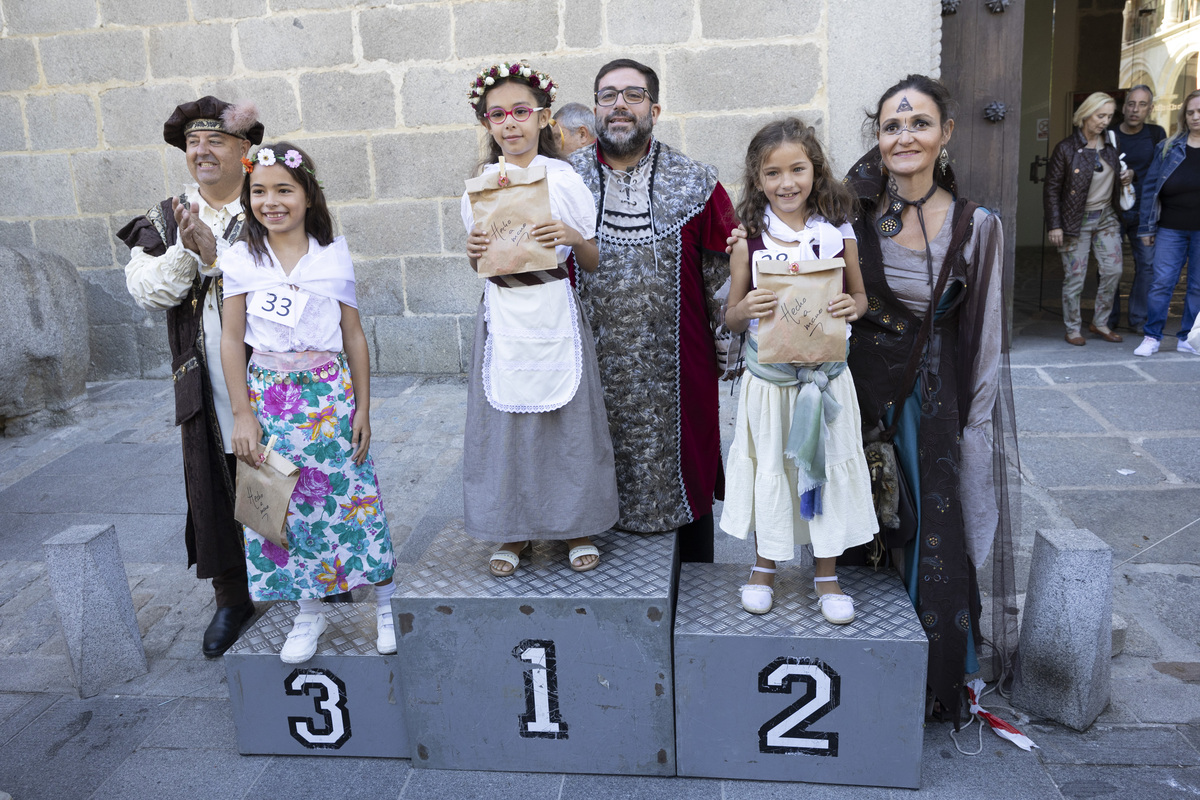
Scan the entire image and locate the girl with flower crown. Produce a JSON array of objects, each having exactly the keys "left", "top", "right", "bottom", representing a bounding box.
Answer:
[
  {"left": 220, "top": 141, "right": 396, "bottom": 664},
  {"left": 461, "top": 61, "right": 619, "bottom": 577}
]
